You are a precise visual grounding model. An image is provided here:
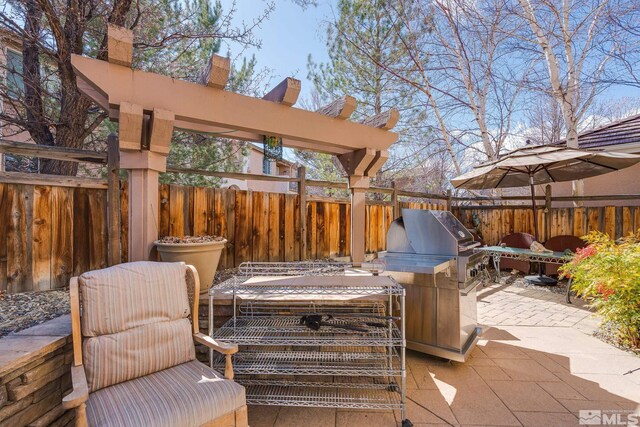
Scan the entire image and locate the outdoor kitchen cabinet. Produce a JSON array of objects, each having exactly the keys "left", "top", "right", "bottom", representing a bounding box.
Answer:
[
  {"left": 387, "top": 268, "right": 479, "bottom": 359},
  {"left": 208, "top": 262, "right": 411, "bottom": 425}
]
